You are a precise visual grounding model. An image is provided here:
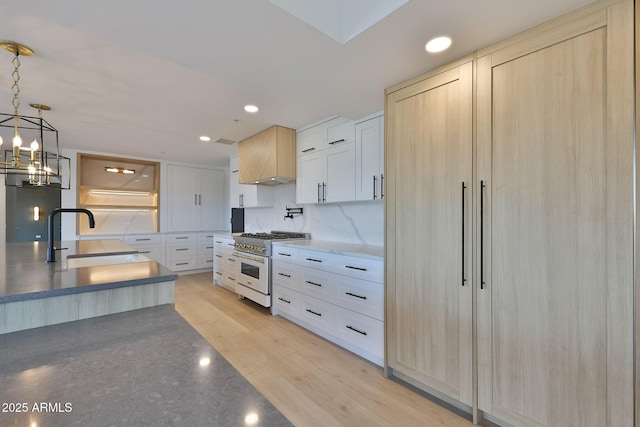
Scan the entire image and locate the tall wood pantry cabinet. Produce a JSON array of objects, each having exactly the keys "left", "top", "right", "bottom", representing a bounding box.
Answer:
[{"left": 385, "top": 1, "right": 635, "bottom": 426}]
